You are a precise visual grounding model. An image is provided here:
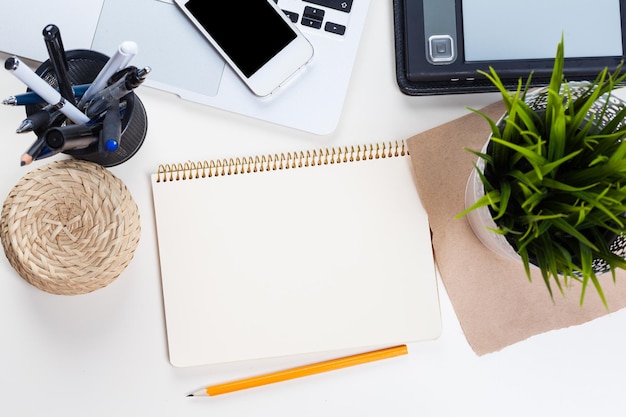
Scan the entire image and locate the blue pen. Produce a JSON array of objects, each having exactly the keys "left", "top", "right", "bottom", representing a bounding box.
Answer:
[
  {"left": 5, "top": 56, "right": 89, "bottom": 124},
  {"left": 99, "top": 99, "right": 122, "bottom": 153},
  {"left": 3, "top": 84, "right": 91, "bottom": 106}
]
